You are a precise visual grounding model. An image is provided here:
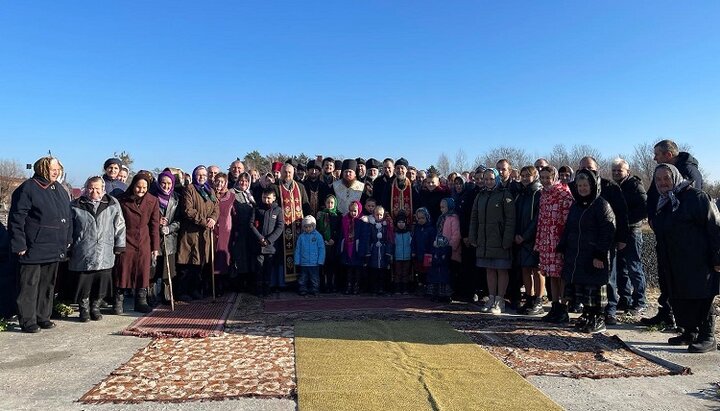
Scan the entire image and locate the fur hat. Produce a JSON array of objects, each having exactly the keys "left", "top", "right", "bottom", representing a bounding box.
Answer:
[{"left": 341, "top": 159, "right": 358, "bottom": 172}]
